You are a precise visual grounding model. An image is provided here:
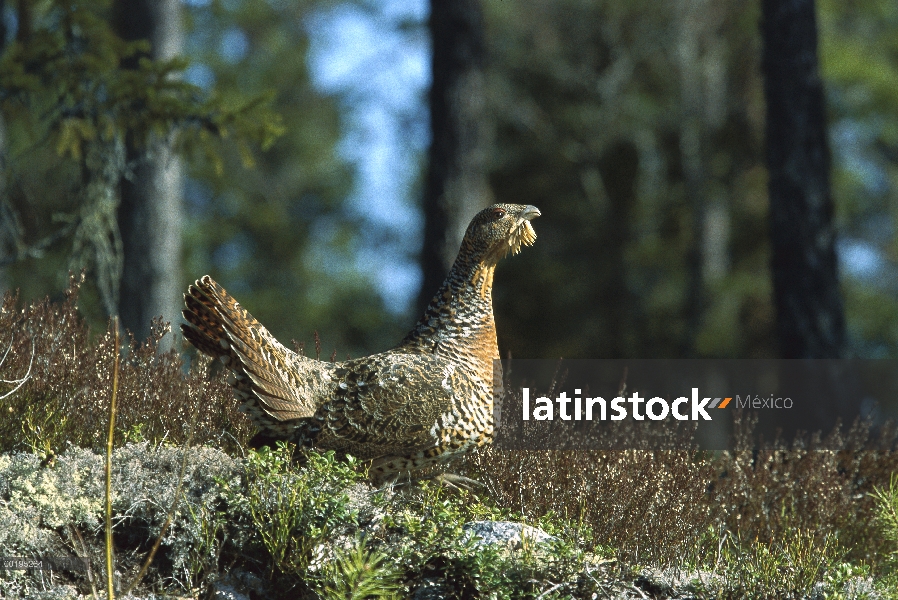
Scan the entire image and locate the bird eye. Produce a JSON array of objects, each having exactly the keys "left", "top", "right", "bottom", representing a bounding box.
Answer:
[{"left": 492, "top": 208, "right": 507, "bottom": 219}]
